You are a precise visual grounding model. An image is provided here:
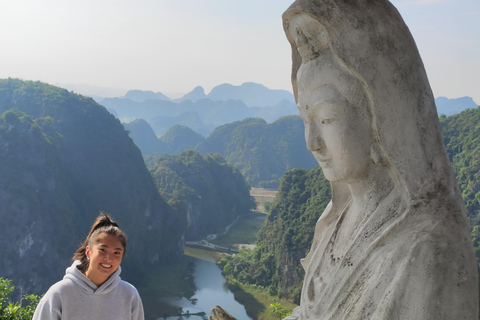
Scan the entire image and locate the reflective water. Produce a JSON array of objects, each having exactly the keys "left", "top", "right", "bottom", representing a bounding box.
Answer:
[{"left": 157, "top": 258, "right": 252, "bottom": 320}]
